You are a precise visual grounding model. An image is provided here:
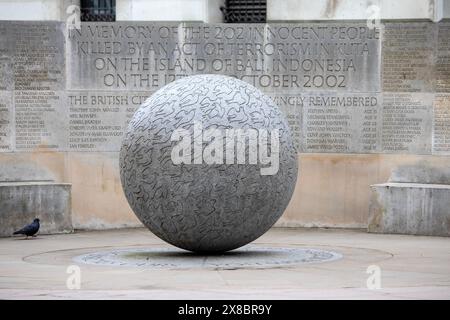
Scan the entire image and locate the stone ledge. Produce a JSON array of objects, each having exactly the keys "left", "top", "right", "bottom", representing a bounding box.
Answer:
[
  {"left": 372, "top": 182, "right": 450, "bottom": 189},
  {"left": 368, "top": 182, "right": 450, "bottom": 236},
  {"left": 0, "top": 182, "right": 73, "bottom": 237}
]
